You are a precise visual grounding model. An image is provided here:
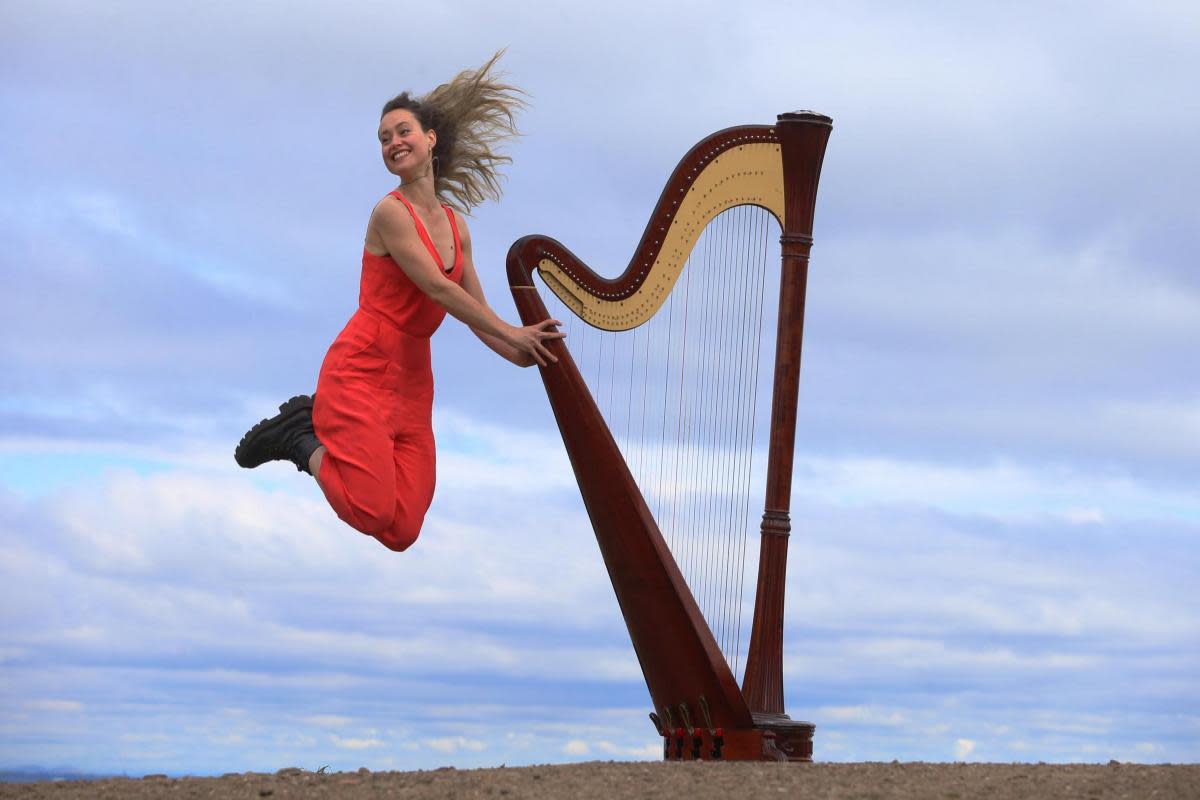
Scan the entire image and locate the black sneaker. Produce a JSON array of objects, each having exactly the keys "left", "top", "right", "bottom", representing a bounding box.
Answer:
[{"left": 234, "top": 395, "right": 322, "bottom": 473}]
